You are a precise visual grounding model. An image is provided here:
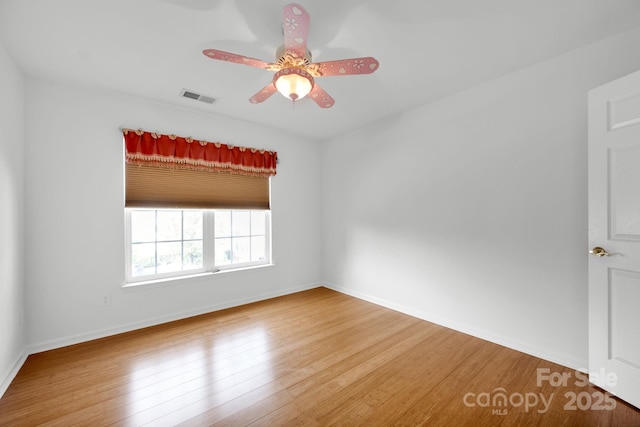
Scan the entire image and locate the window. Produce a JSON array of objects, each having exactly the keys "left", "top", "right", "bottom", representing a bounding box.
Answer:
[
  {"left": 121, "top": 128, "right": 277, "bottom": 284},
  {"left": 125, "top": 209, "right": 271, "bottom": 283}
]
